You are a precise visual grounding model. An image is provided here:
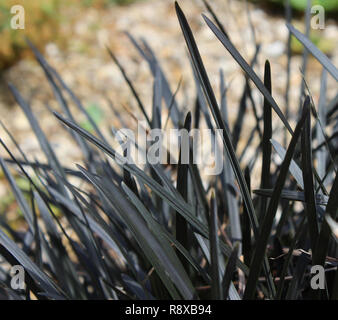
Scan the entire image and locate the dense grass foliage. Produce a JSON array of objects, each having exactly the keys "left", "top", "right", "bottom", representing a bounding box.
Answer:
[{"left": 0, "top": 1, "right": 337, "bottom": 300}]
